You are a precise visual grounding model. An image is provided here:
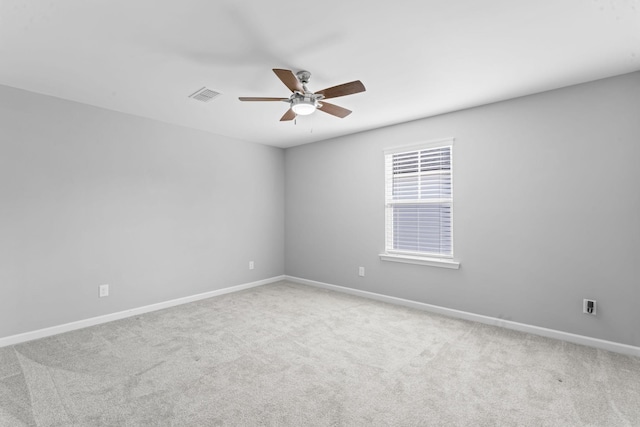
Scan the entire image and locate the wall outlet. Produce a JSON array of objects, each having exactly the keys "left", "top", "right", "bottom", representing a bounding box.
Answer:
[
  {"left": 358, "top": 266, "right": 365, "bottom": 277},
  {"left": 99, "top": 284, "right": 109, "bottom": 298},
  {"left": 249, "top": 261, "right": 254, "bottom": 270},
  {"left": 583, "top": 299, "right": 596, "bottom": 315}
]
